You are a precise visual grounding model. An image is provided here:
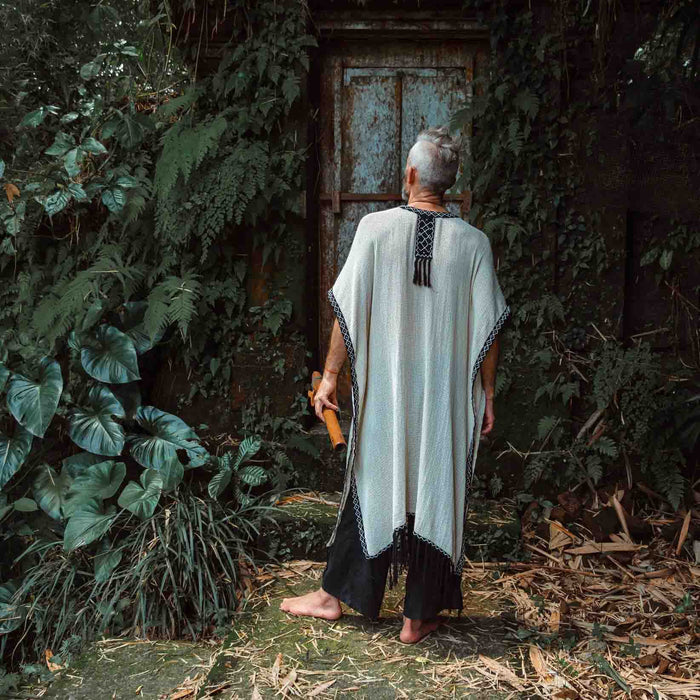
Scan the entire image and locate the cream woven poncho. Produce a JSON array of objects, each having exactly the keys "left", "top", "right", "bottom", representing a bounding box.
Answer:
[{"left": 327, "top": 204, "right": 510, "bottom": 588}]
